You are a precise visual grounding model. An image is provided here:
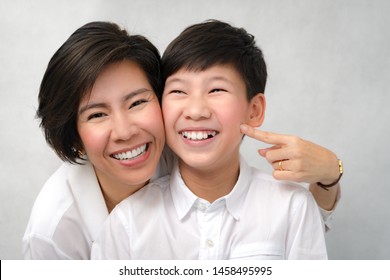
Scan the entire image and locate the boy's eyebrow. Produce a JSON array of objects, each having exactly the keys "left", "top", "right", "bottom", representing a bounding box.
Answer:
[
  {"left": 207, "top": 76, "right": 233, "bottom": 85},
  {"left": 165, "top": 77, "right": 185, "bottom": 85},
  {"left": 165, "top": 76, "right": 233, "bottom": 85},
  {"left": 78, "top": 88, "right": 151, "bottom": 115}
]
